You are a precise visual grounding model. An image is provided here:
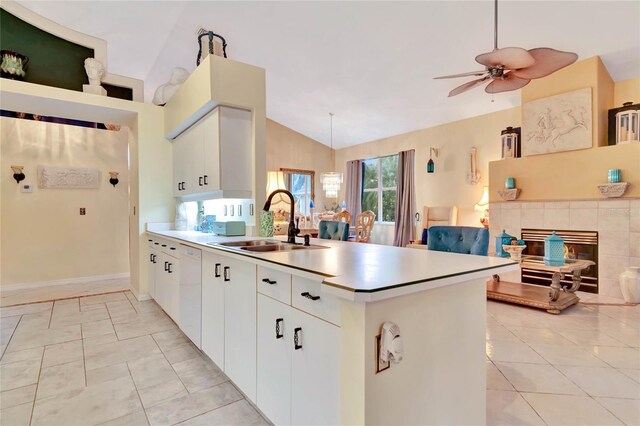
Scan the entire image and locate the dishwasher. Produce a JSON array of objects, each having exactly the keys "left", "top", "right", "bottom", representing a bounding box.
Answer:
[{"left": 179, "top": 244, "right": 202, "bottom": 348}]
